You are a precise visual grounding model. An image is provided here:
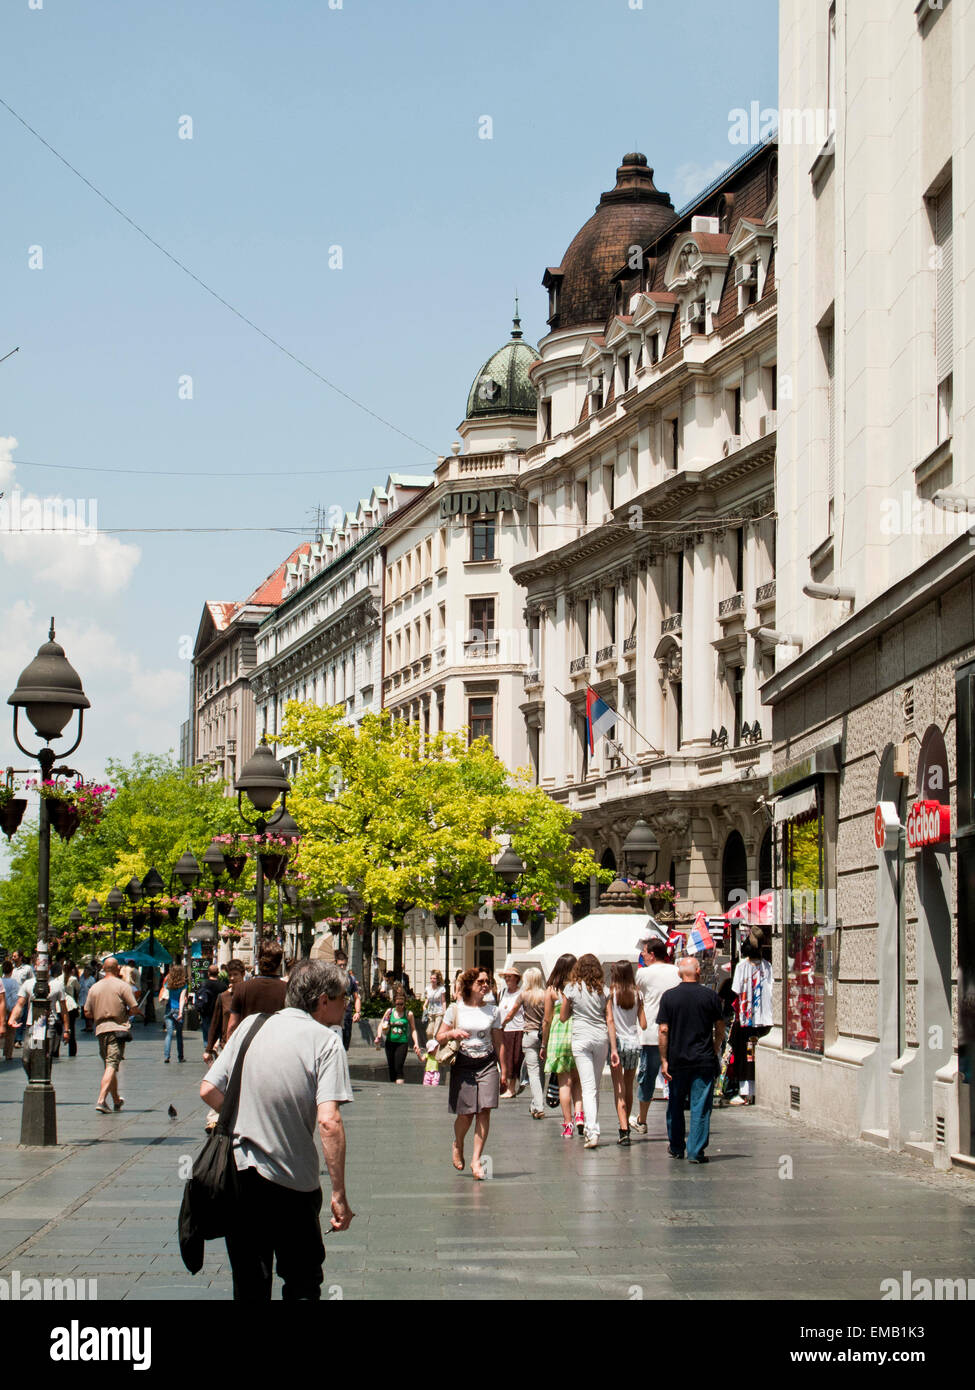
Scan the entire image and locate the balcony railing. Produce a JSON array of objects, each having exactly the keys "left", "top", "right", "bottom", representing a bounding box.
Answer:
[
  {"left": 718, "top": 592, "right": 745, "bottom": 618},
  {"left": 661, "top": 613, "right": 682, "bottom": 634},
  {"left": 595, "top": 643, "right": 616, "bottom": 666},
  {"left": 569, "top": 655, "right": 589, "bottom": 674},
  {"left": 623, "top": 635, "right": 637, "bottom": 654},
  {"left": 523, "top": 670, "right": 541, "bottom": 689},
  {"left": 464, "top": 639, "right": 499, "bottom": 659},
  {"left": 755, "top": 580, "right": 776, "bottom": 605}
]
